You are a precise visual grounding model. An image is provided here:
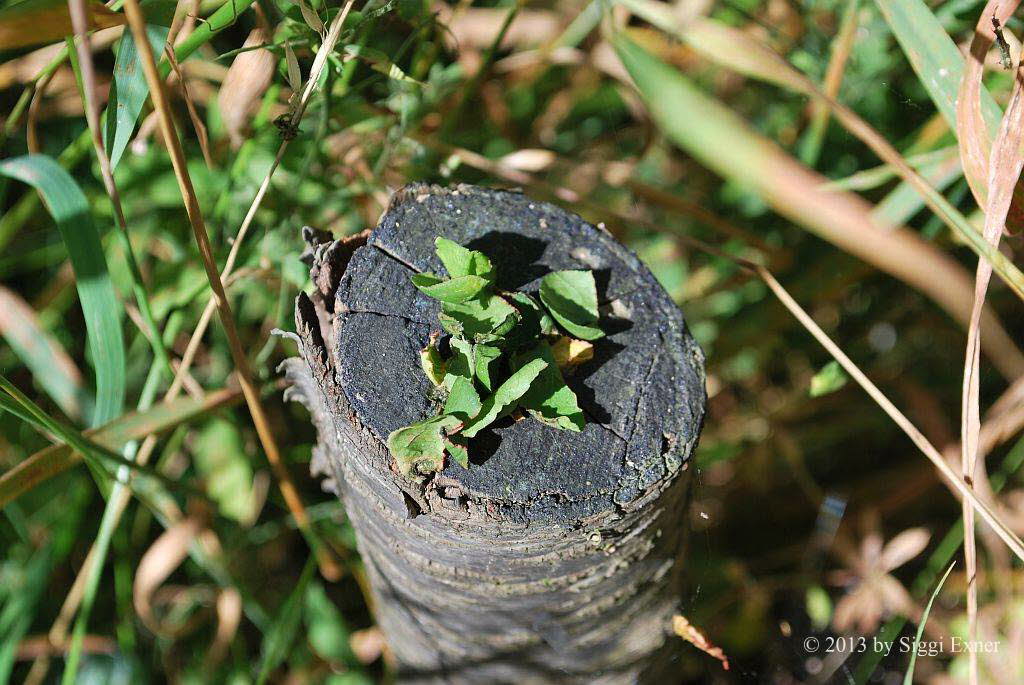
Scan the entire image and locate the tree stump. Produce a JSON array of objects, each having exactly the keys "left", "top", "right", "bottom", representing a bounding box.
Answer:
[{"left": 283, "top": 184, "right": 707, "bottom": 683}]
